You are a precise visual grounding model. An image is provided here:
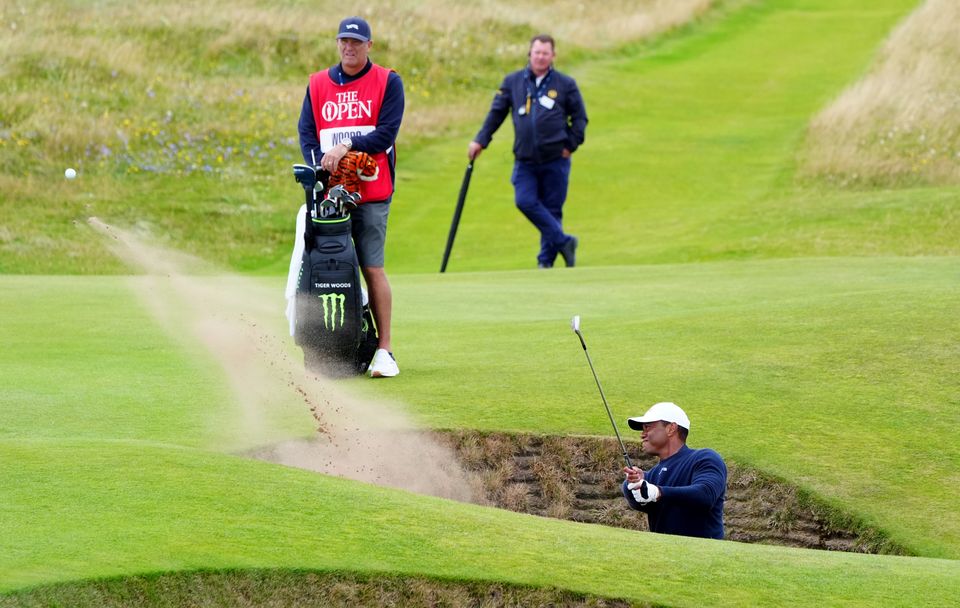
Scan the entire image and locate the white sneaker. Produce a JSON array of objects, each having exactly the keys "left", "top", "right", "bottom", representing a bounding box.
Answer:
[{"left": 368, "top": 348, "right": 400, "bottom": 378}]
